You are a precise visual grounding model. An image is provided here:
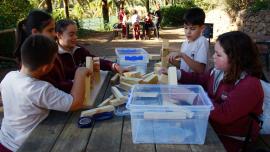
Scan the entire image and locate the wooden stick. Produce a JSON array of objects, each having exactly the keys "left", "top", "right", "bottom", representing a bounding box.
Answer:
[
  {"left": 80, "top": 105, "right": 115, "bottom": 117},
  {"left": 84, "top": 57, "right": 93, "bottom": 106},
  {"left": 111, "top": 86, "right": 124, "bottom": 99},
  {"left": 168, "top": 67, "right": 177, "bottom": 85},
  {"left": 97, "top": 95, "right": 114, "bottom": 107}
]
